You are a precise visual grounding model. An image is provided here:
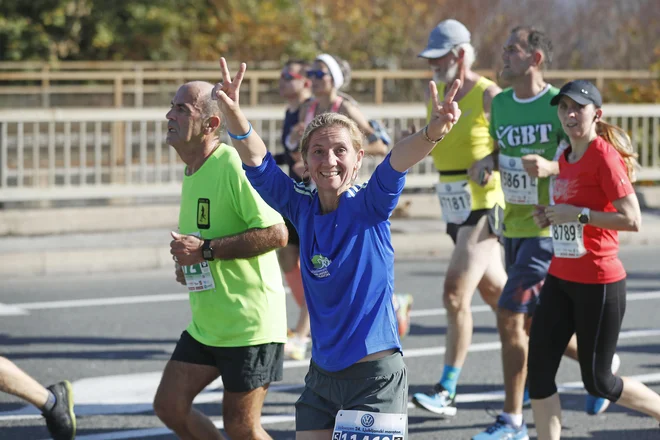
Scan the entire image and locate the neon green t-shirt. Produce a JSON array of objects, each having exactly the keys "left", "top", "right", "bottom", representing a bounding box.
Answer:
[
  {"left": 489, "top": 85, "right": 566, "bottom": 238},
  {"left": 178, "top": 143, "right": 287, "bottom": 347}
]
